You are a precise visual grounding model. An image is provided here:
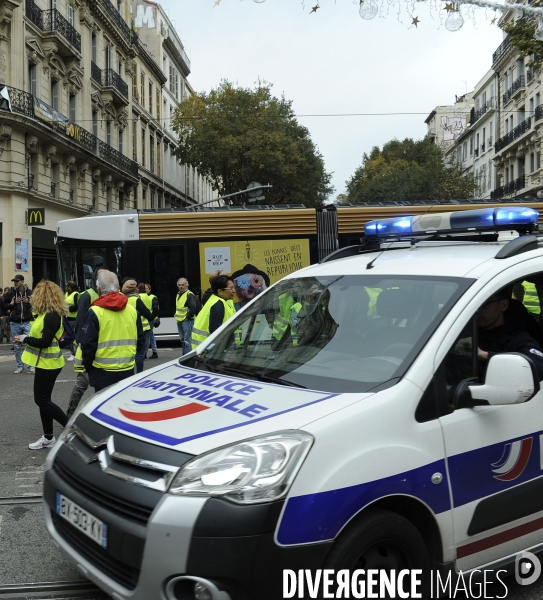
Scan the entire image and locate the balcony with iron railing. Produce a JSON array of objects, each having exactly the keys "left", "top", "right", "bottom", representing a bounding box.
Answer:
[
  {"left": 103, "top": 68, "right": 128, "bottom": 103},
  {"left": 495, "top": 117, "right": 532, "bottom": 152},
  {"left": 91, "top": 60, "right": 102, "bottom": 84},
  {"left": 490, "top": 174, "right": 526, "bottom": 198},
  {"left": 493, "top": 36, "right": 511, "bottom": 65},
  {"left": 4, "top": 86, "right": 138, "bottom": 179},
  {"left": 503, "top": 75, "right": 525, "bottom": 106},
  {"left": 93, "top": 0, "right": 131, "bottom": 42},
  {"left": 471, "top": 97, "right": 497, "bottom": 125},
  {"left": 131, "top": 30, "right": 167, "bottom": 84},
  {"left": 26, "top": 1, "right": 81, "bottom": 54}
]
